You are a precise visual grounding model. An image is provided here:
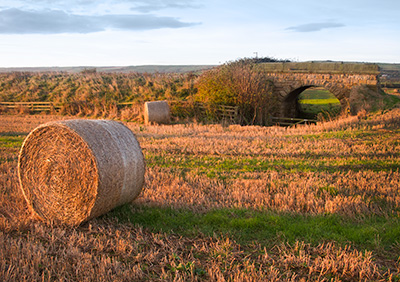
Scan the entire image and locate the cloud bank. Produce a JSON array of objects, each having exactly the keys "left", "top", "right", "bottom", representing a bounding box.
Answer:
[
  {"left": 128, "top": 0, "right": 201, "bottom": 12},
  {"left": 3, "top": 0, "right": 200, "bottom": 13},
  {"left": 0, "top": 8, "right": 199, "bottom": 34},
  {"left": 286, "top": 22, "right": 345, "bottom": 32}
]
